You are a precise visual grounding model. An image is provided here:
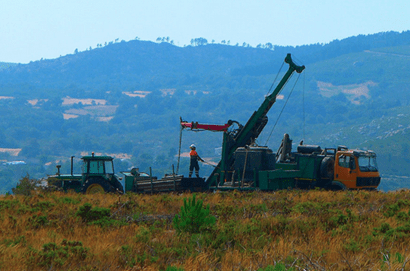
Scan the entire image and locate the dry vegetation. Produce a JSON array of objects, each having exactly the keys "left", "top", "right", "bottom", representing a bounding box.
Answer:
[{"left": 1, "top": 189, "right": 410, "bottom": 270}]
